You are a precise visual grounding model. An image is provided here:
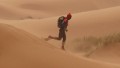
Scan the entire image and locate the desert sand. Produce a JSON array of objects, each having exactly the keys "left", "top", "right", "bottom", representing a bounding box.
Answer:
[{"left": 0, "top": 0, "right": 120, "bottom": 68}]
